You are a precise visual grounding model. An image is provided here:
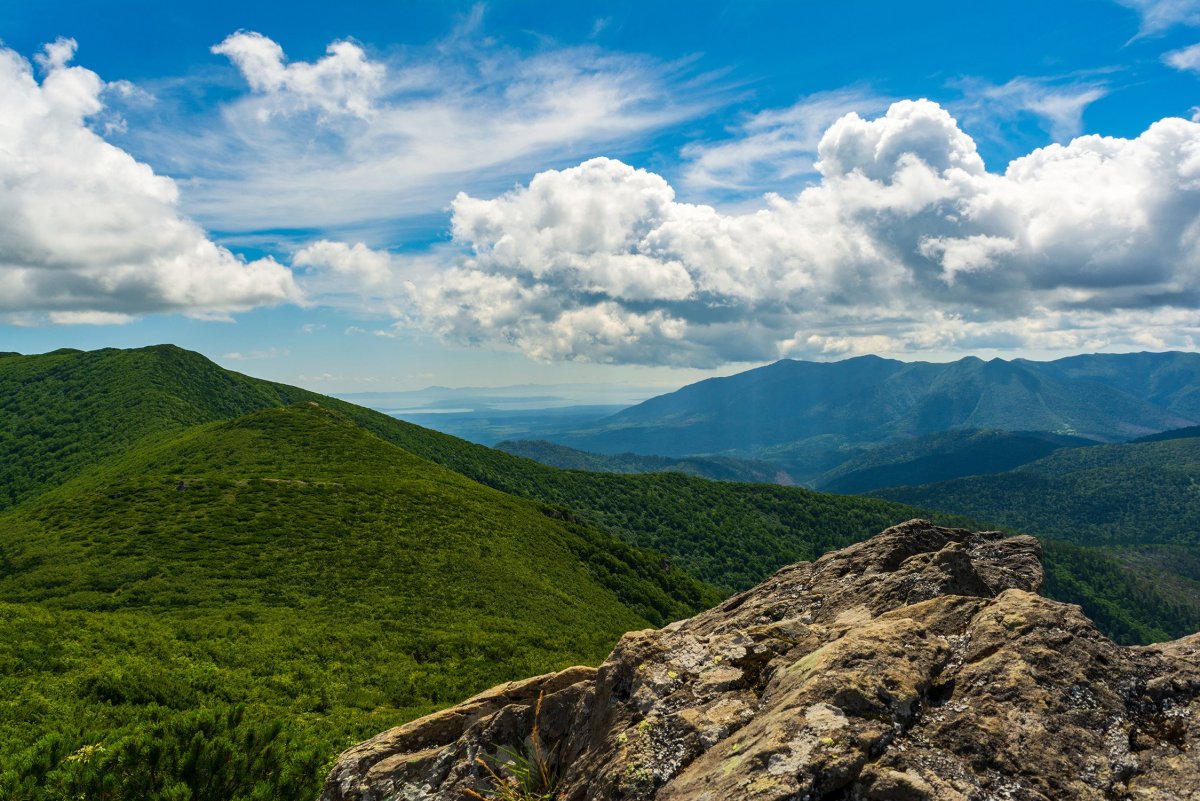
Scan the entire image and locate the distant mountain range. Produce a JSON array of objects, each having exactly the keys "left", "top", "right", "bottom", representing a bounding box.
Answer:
[{"left": 537, "top": 351, "right": 1200, "bottom": 483}]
